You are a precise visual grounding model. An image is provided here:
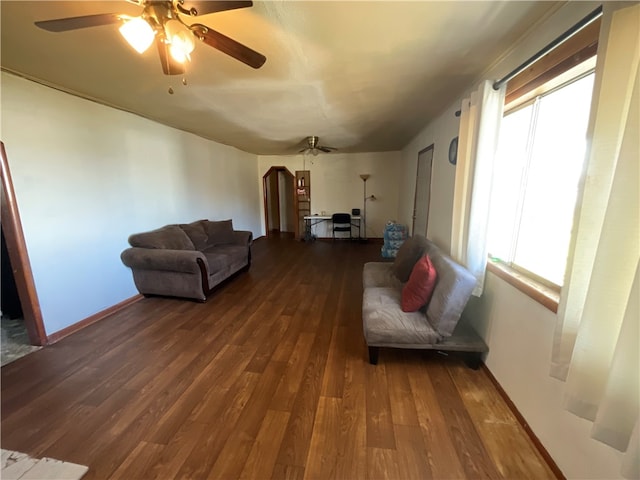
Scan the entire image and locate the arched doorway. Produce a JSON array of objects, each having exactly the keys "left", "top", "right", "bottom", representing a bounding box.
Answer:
[{"left": 262, "top": 167, "right": 296, "bottom": 238}]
